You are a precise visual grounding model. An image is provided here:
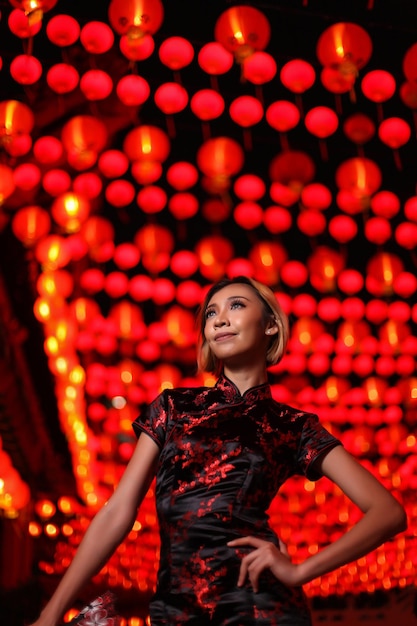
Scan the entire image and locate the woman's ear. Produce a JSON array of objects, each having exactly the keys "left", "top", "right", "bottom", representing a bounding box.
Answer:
[{"left": 265, "top": 319, "right": 279, "bottom": 336}]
